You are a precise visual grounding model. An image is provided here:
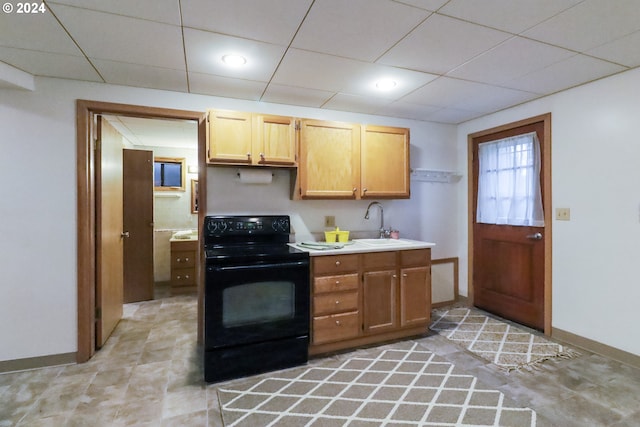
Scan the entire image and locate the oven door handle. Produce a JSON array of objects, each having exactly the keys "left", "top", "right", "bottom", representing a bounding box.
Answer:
[{"left": 209, "top": 261, "right": 308, "bottom": 272}]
